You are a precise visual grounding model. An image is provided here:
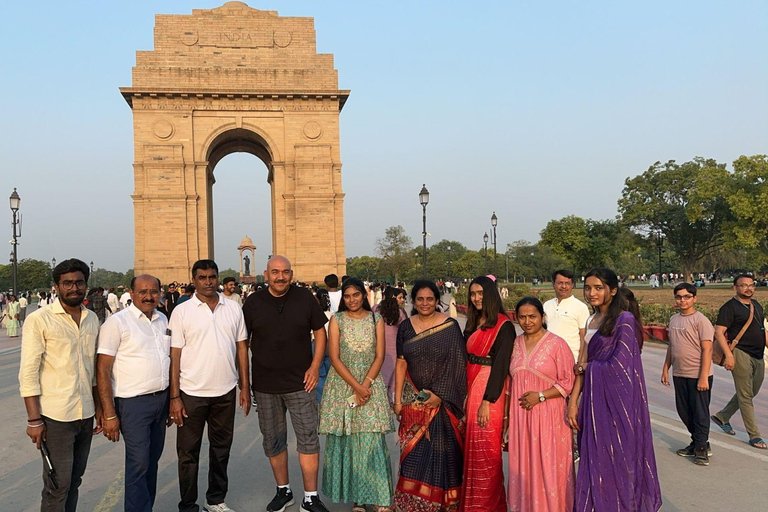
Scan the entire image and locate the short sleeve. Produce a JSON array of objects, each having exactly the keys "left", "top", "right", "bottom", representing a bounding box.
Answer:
[
  {"left": 169, "top": 307, "right": 185, "bottom": 349},
  {"left": 396, "top": 320, "right": 410, "bottom": 358},
  {"left": 576, "top": 300, "right": 590, "bottom": 329},
  {"left": 234, "top": 308, "right": 248, "bottom": 342},
  {"left": 96, "top": 316, "right": 122, "bottom": 356},
  {"left": 716, "top": 301, "right": 733, "bottom": 328},
  {"left": 697, "top": 313, "right": 715, "bottom": 342},
  {"left": 552, "top": 336, "right": 576, "bottom": 397}
]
